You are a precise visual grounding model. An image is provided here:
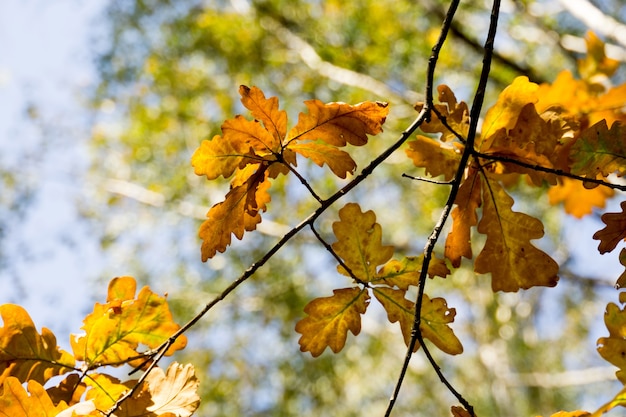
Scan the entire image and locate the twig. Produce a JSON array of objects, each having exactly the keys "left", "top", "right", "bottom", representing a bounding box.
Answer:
[
  {"left": 402, "top": 173, "right": 454, "bottom": 185},
  {"left": 384, "top": 0, "right": 465, "bottom": 415},
  {"left": 473, "top": 151, "right": 626, "bottom": 191}
]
